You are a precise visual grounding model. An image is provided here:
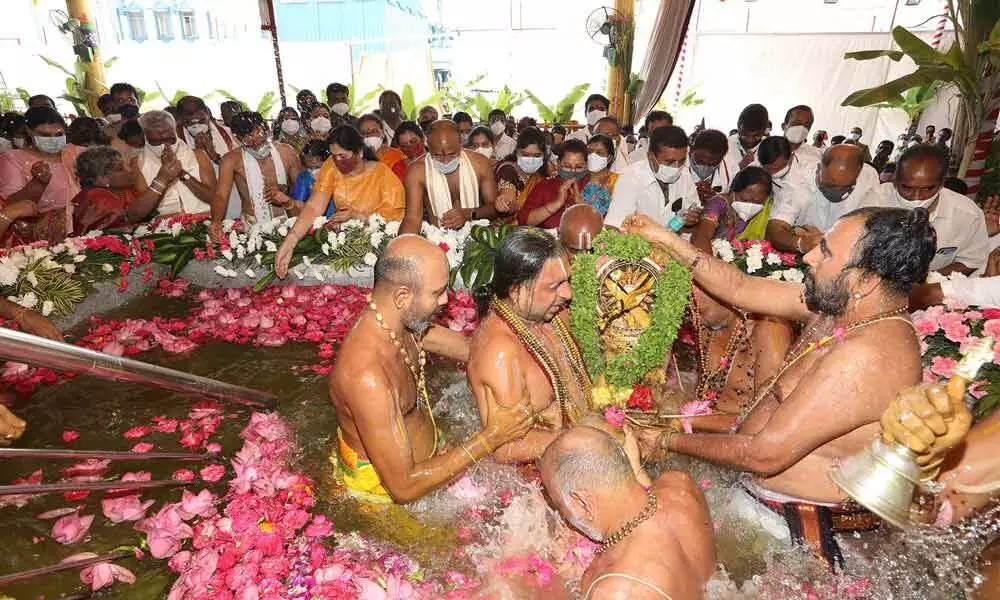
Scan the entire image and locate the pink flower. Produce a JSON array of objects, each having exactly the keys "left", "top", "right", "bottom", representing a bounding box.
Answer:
[
  {"left": 922, "top": 368, "right": 939, "bottom": 384},
  {"left": 136, "top": 504, "right": 193, "bottom": 558},
  {"left": 61, "top": 430, "right": 80, "bottom": 443},
  {"left": 123, "top": 425, "right": 152, "bottom": 439},
  {"left": 199, "top": 464, "right": 225, "bottom": 482},
  {"left": 52, "top": 512, "right": 94, "bottom": 544},
  {"left": 930, "top": 356, "right": 958, "bottom": 378},
  {"left": 131, "top": 442, "right": 154, "bottom": 453},
  {"left": 984, "top": 319, "right": 1000, "bottom": 340},
  {"left": 968, "top": 380, "right": 989, "bottom": 400},
  {"left": 172, "top": 469, "right": 196, "bottom": 482},
  {"left": 61, "top": 553, "right": 136, "bottom": 592},
  {"left": 603, "top": 405, "right": 625, "bottom": 428},
  {"left": 177, "top": 489, "right": 217, "bottom": 520},
  {"left": 304, "top": 515, "right": 333, "bottom": 538},
  {"left": 699, "top": 478, "right": 712, "bottom": 489},
  {"left": 152, "top": 417, "right": 179, "bottom": 433},
  {"left": 206, "top": 442, "right": 222, "bottom": 454},
  {"left": 102, "top": 495, "right": 155, "bottom": 523},
  {"left": 679, "top": 400, "right": 713, "bottom": 434},
  {"left": 449, "top": 475, "right": 488, "bottom": 502},
  {"left": 831, "top": 327, "right": 846, "bottom": 343},
  {"left": 913, "top": 317, "right": 939, "bottom": 336},
  {"left": 943, "top": 322, "right": 970, "bottom": 343}
]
